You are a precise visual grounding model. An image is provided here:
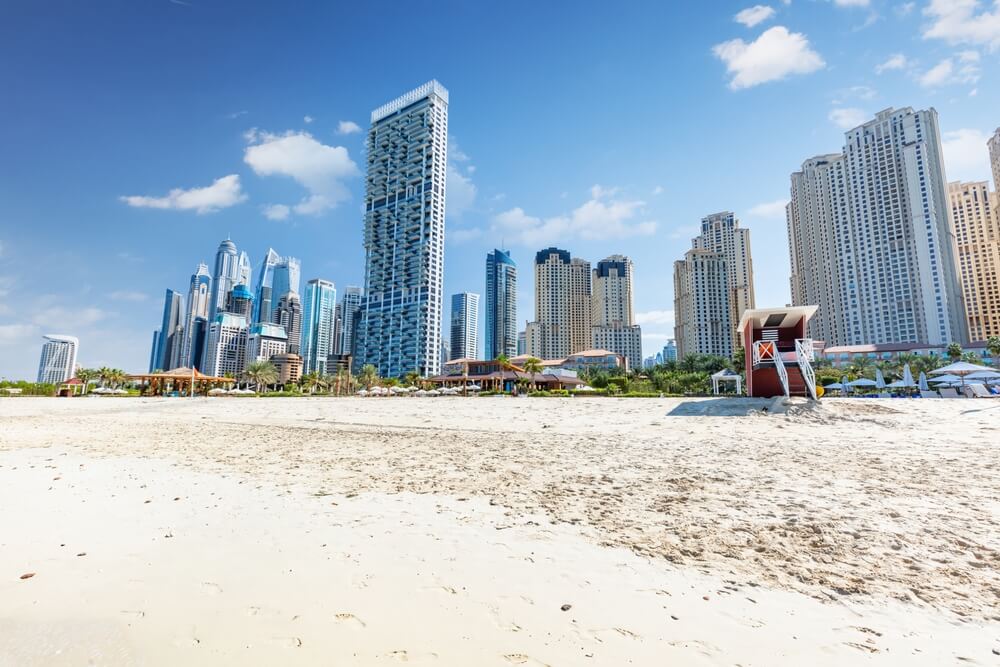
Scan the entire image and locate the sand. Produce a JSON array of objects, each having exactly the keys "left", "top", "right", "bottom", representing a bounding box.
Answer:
[{"left": 0, "top": 396, "right": 998, "bottom": 665}]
